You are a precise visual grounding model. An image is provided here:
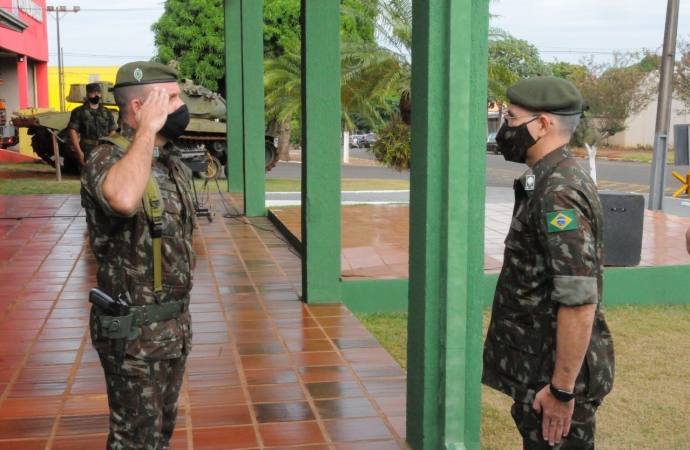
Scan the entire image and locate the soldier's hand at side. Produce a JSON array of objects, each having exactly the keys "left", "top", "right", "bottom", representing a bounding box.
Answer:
[
  {"left": 533, "top": 385, "right": 574, "bottom": 446},
  {"left": 135, "top": 88, "right": 169, "bottom": 135},
  {"left": 685, "top": 226, "right": 690, "bottom": 254}
]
